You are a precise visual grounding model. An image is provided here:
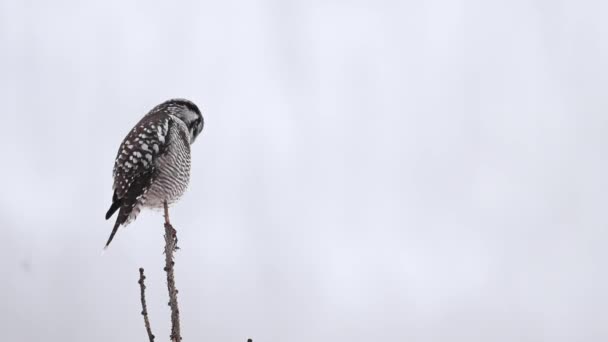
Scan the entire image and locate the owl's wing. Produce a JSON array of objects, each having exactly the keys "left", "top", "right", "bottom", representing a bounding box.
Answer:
[{"left": 104, "top": 112, "right": 173, "bottom": 247}]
